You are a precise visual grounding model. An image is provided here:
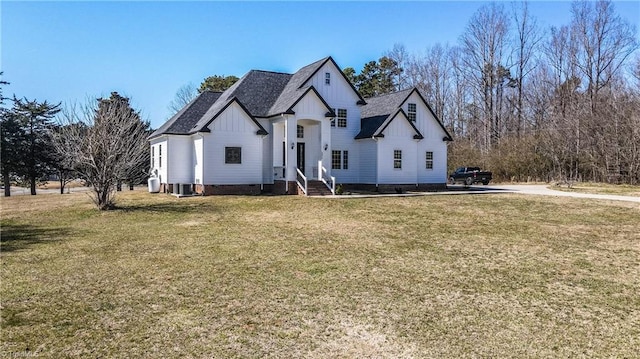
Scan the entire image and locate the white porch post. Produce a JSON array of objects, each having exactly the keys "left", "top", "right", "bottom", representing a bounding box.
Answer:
[
  {"left": 285, "top": 115, "right": 297, "bottom": 182},
  {"left": 320, "top": 115, "right": 332, "bottom": 176}
]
